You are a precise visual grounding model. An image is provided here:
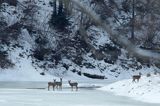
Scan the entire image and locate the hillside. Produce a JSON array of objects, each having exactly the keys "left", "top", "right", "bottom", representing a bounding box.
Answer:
[{"left": 0, "top": 0, "right": 160, "bottom": 81}]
